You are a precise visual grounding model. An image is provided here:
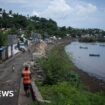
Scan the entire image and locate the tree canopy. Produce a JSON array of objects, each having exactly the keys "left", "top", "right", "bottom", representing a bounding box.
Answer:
[
  {"left": 0, "top": 31, "right": 8, "bottom": 47},
  {"left": 0, "top": 8, "right": 105, "bottom": 39}
]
